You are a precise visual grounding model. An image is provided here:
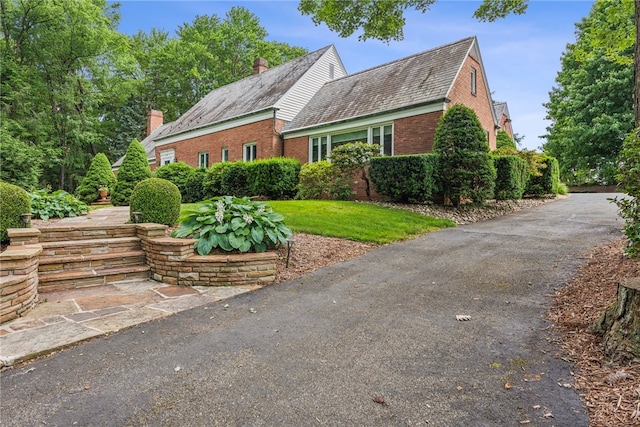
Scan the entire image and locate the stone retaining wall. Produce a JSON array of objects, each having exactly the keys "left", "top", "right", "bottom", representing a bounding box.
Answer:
[
  {"left": 139, "top": 234, "right": 276, "bottom": 287},
  {"left": 0, "top": 232, "right": 42, "bottom": 323}
]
